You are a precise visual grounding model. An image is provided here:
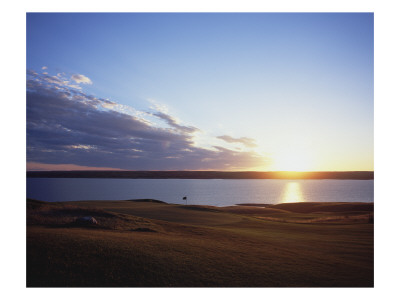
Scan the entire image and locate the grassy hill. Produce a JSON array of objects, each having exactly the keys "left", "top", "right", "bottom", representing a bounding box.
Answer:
[{"left": 27, "top": 199, "right": 373, "bottom": 287}]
